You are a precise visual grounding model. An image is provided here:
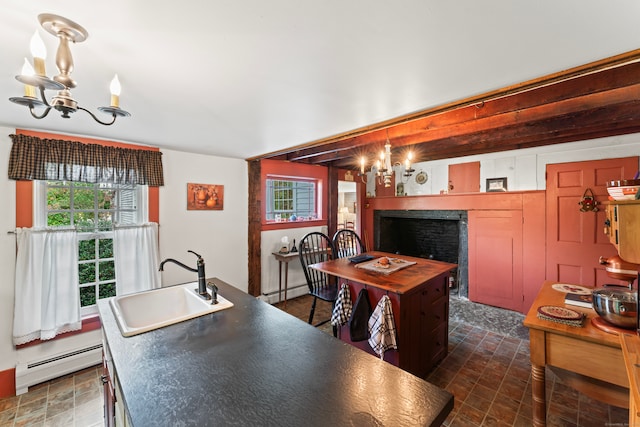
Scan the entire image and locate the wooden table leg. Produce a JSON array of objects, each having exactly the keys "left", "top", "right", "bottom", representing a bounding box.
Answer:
[
  {"left": 529, "top": 329, "right": 547, "bottom": 427},
  {"left": 283, "top": 261, "right": 289, "bottom": 308},
  {"left": 531, "top": 363, "right": 546, "bottom": 427},
  {"left": 278, "top": 261, "right": 283, "bottom": 304}
]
